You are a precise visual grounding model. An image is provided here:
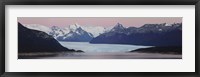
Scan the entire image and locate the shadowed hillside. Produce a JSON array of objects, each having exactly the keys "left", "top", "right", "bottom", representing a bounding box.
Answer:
[
  {"left": 18, "top": 22, "right": 82, "bottom": 53},
  {"left": 90, "top": 23, "right": 182, "bottom": 46}
]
